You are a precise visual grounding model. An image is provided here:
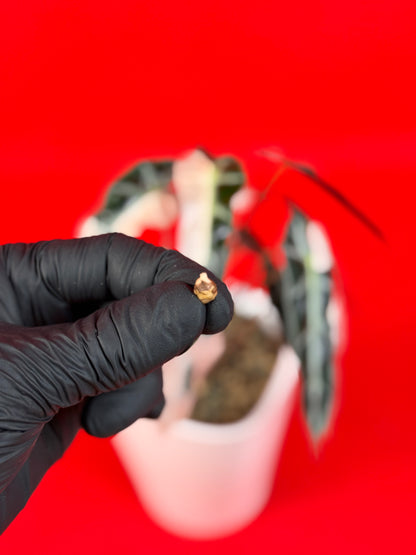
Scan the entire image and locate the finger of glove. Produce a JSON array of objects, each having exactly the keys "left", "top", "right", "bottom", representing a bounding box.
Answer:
[
  {"left": 149, "top": 247, "right": 234, "bottom": 334},
  {"left": 81, "top": 368, "right": 165, "bottom": 438},
  {"left": 103, "top": 234, "right": 233, "bottom": 334},
  {"left": 2, "top": 281, "right": 205, "bottom": 420},
  {"left": 0, "top": 233, "right": 233, "bottom": 333}
]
